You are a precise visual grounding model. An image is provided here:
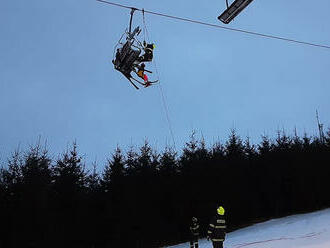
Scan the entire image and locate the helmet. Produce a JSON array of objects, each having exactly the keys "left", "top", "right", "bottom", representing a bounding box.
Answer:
[
  {"left": 152, "top": 43, "right": 156, "bottom": 49},
  {"left": 192, "top": 217, "right": 197, "bottom": 222},
  {"left": 217, "top": 206, "right": 225, "bottom": 215}
]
